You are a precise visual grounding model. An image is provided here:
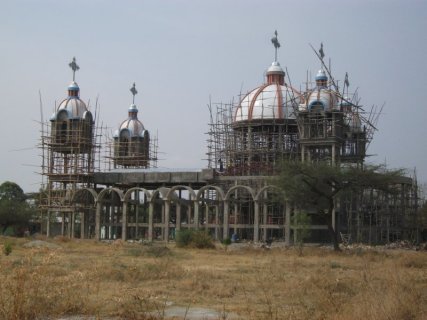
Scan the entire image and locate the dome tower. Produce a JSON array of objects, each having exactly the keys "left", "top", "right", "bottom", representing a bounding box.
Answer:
[
  {"left": 43, "top": 57, "right": 96, "bottom": 238},
  {"left": 225, "top": 31, "right": 303, "bottom": 175},
  {"left": 50, "top": 57, "right": 93, "bottom": 153},
  {"left": 113, "top": 83, "right": 151, "bottom": 168}
]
